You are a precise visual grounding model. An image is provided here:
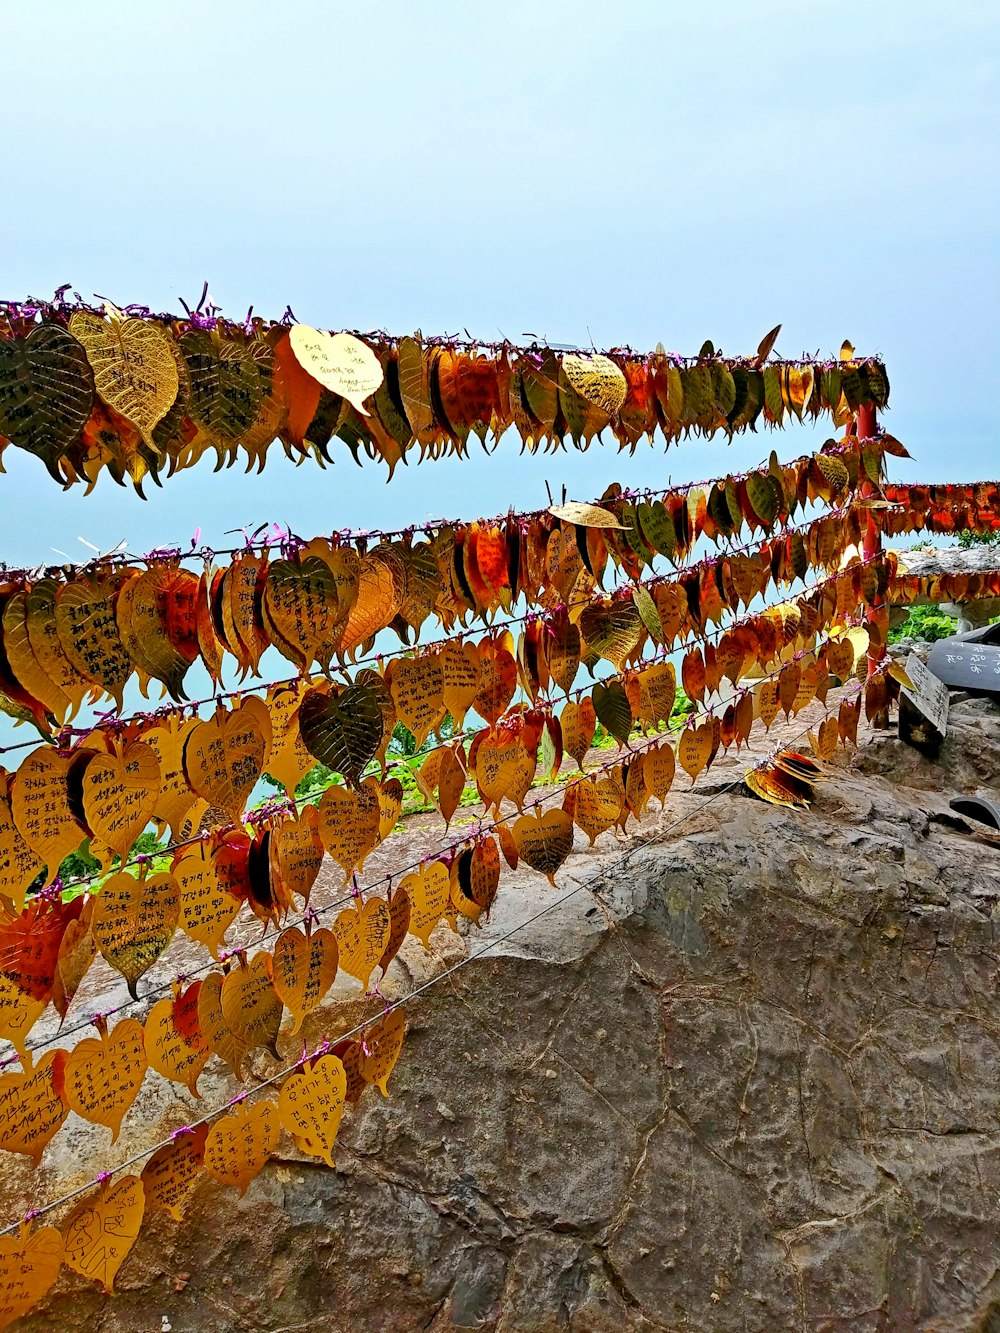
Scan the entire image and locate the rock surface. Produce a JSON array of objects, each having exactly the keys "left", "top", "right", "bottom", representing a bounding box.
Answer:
[{"left": 10, "top": 694, "right": 1000, "bottom": 1332}]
